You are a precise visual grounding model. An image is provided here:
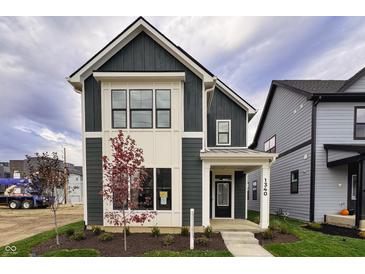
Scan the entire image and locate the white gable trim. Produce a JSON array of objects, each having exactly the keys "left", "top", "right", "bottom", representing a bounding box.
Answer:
[{"left": 67, "top": 18, "right": 213, "bottom": 90}]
